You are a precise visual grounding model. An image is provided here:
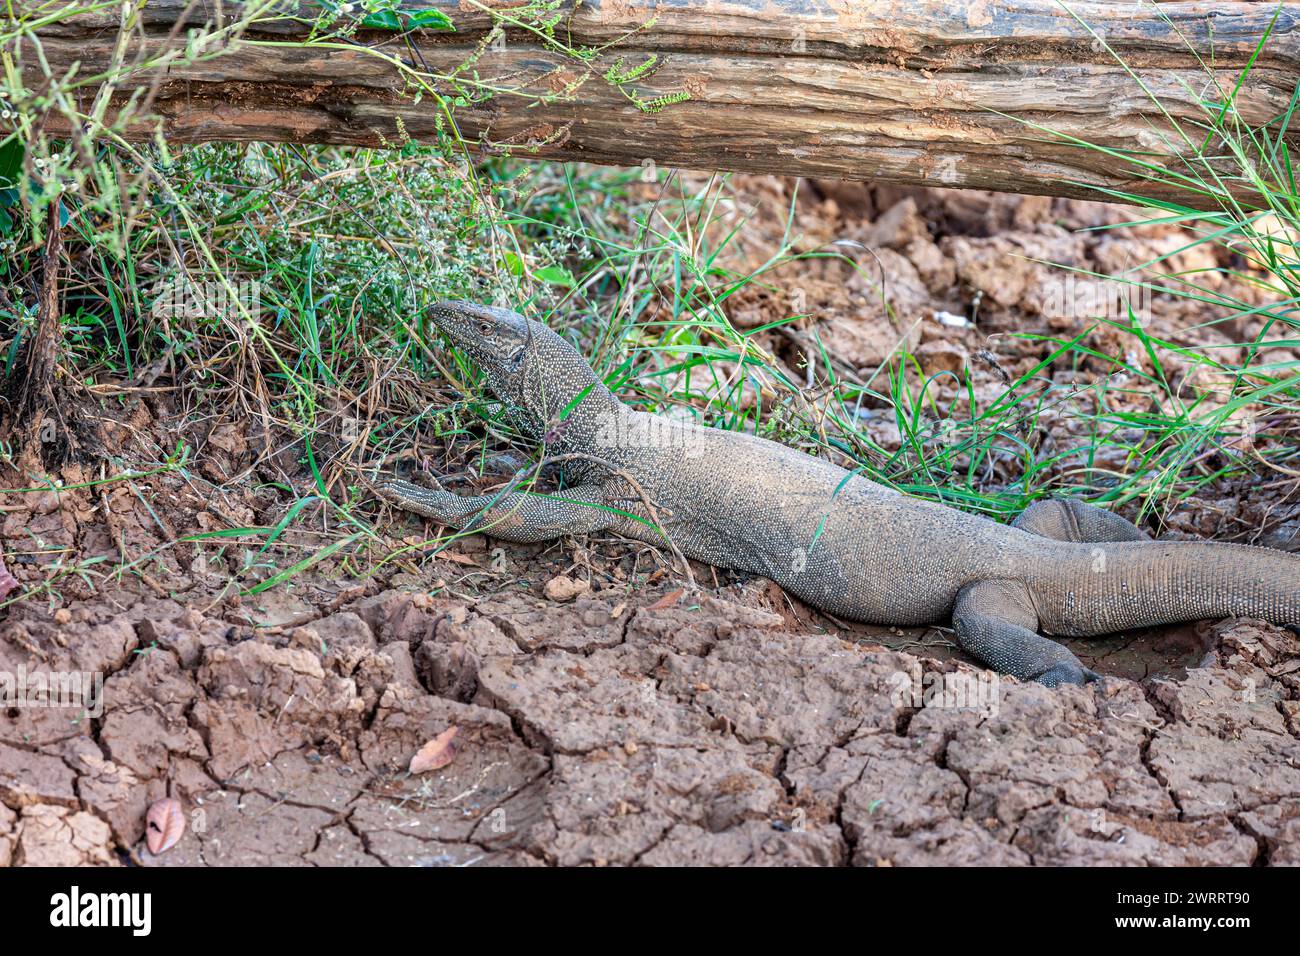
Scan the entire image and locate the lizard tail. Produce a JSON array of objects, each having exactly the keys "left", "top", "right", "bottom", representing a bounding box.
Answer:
[{"left": 1030, "top": 538, "right": 1300, "bottom": 637}]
